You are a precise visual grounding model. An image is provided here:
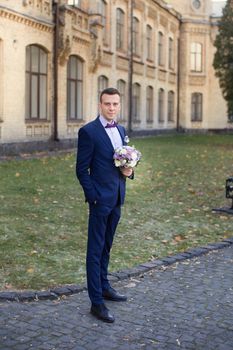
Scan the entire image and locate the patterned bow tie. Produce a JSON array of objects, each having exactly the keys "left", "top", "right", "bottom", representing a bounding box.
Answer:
[{"left": 105, "top": 121, "right": 117, "bottom": 128}]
